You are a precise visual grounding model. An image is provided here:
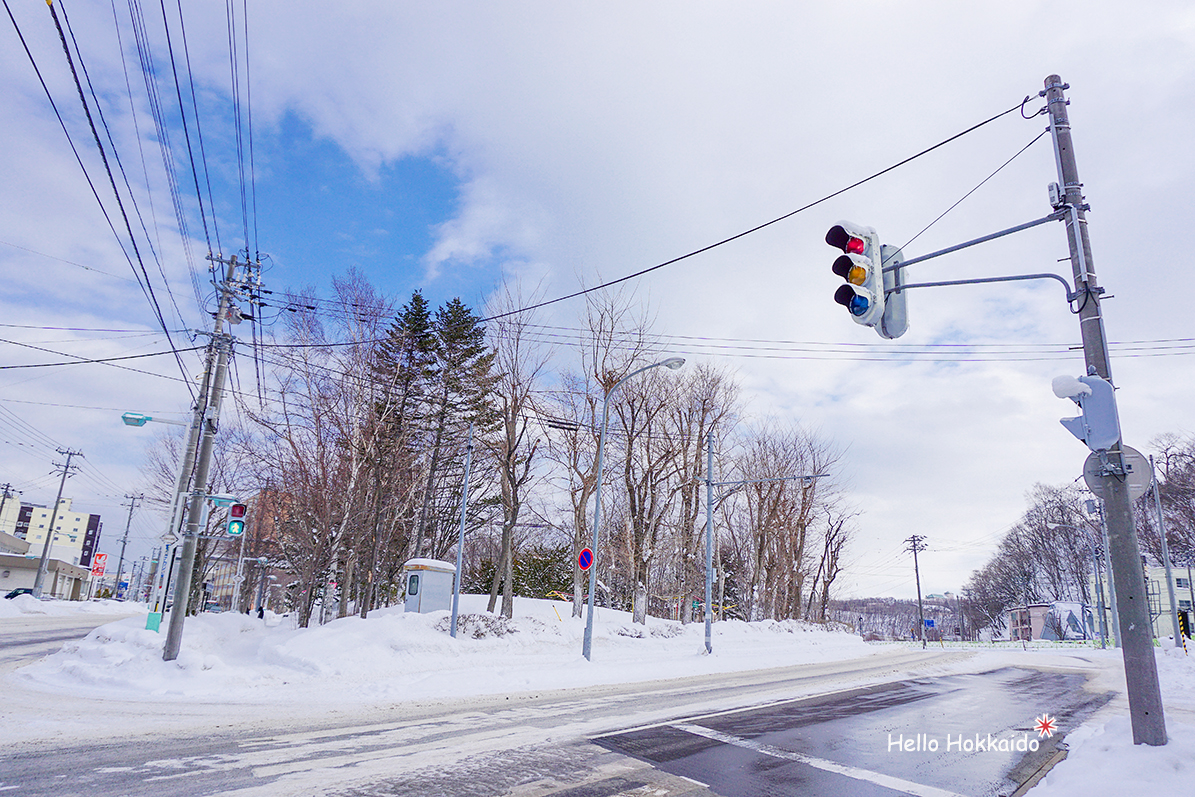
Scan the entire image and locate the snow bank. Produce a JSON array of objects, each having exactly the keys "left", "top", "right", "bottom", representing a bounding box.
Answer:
[
  {"left": 0, "top": 595, "right": 146, "bottom": 618},
  {"left": 14, "top": 594, "right": 877, "bottom": 704},
  {"left": 1031, "top": 645, "right": 1195, "bottom": 795}
]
